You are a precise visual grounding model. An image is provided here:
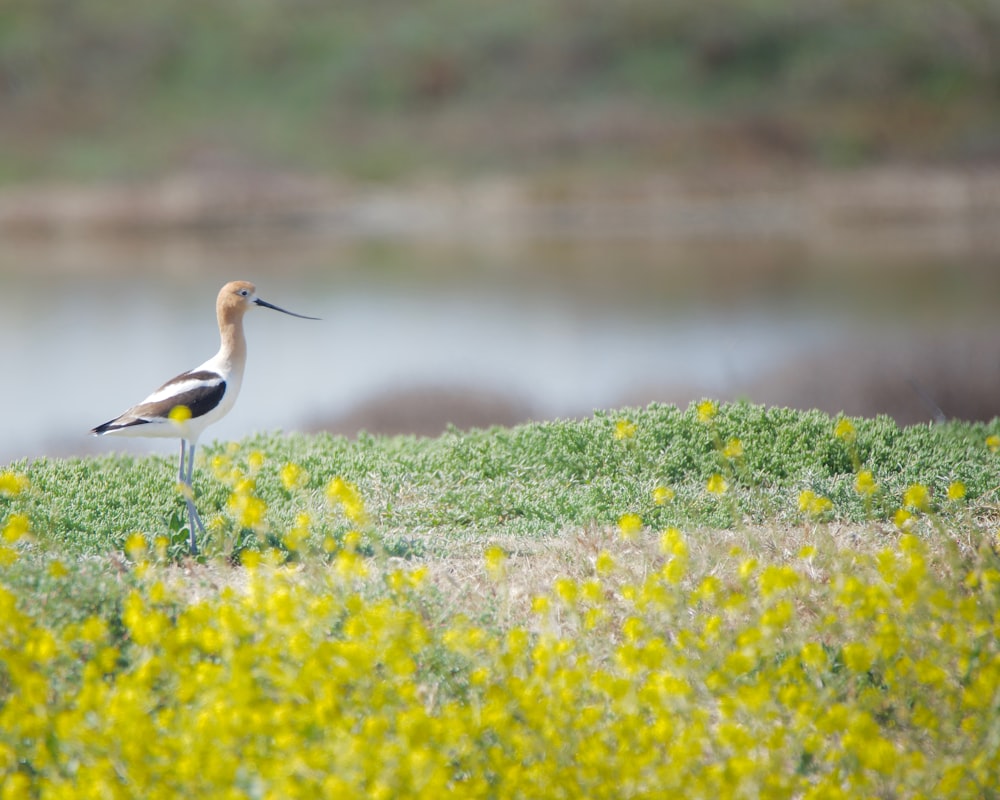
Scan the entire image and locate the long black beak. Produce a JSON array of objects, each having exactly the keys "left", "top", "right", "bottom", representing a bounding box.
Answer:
[{"left": 254, "top": 297, "right": 320, "bottom": 320}]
